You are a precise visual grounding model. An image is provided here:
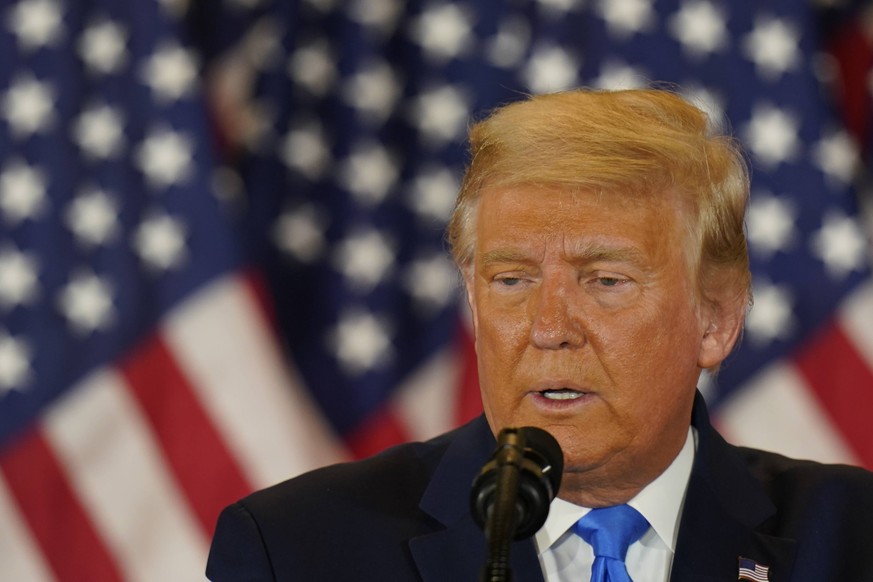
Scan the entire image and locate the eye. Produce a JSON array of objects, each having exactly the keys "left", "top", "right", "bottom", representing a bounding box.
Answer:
[
  {"left": 597, "top": 277, "right": 624, "bottom": 287},
  {"left": 497, "top": 276, "right": 522, "bottom": 286}
]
